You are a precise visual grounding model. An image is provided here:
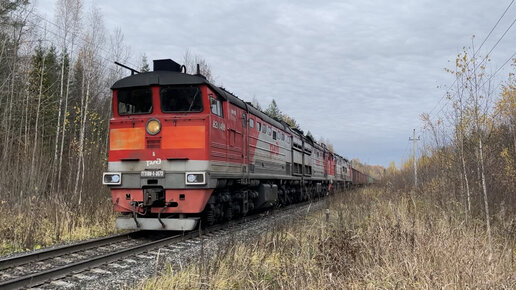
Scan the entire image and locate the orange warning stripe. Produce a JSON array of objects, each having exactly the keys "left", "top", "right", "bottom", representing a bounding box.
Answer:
[
  {"left": 110, "top": 127, "right": 145, "bottom": 150},
  {"left": 162, "top": 125, "right": 205, "bottom": 149}
]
